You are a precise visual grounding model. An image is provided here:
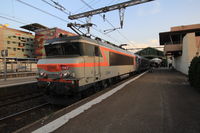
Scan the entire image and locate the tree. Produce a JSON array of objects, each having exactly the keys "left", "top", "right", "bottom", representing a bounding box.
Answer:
[{"left": 188, "top": 56, "right": 200, "bottom": 89}]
